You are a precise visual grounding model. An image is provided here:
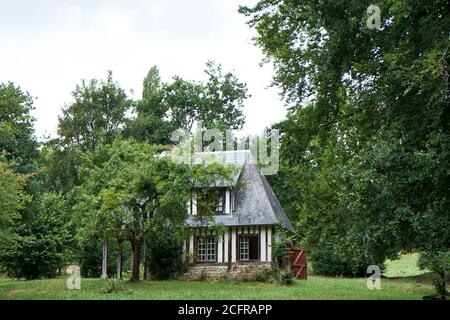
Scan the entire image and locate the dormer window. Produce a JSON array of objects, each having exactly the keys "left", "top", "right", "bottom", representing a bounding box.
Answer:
[{"left": 214, "top": 190, "right": 225, "bottom": 214}]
